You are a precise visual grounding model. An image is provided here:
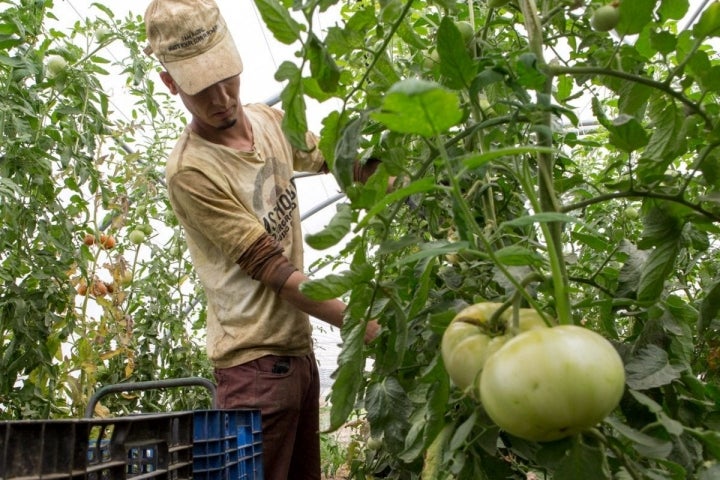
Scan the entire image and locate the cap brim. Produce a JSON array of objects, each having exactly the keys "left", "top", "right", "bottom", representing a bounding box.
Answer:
[{"left": 164, "top": 31, "right": 243, "bottom": 96}]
